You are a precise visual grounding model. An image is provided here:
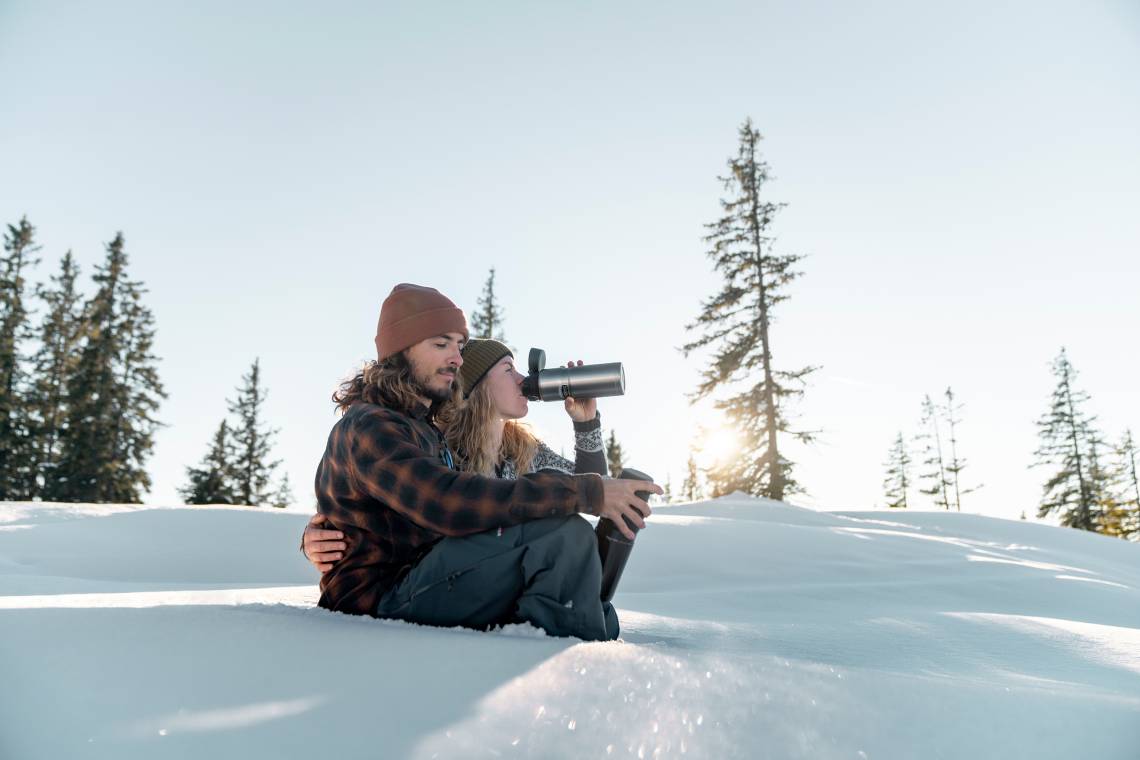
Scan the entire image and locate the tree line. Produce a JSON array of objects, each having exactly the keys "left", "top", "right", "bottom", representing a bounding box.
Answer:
[
  {"left": 881, "top": 388, "right": 982, "bottom": 512},
  {"left": 0, "top": 217, "right": 290, "bottom": 507},
  {"left": 878, "top": 353, "right": 1140, "bottom": 539},
  {"left": 11, "top": 119, "right": 1135, "bottom": 532}
]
